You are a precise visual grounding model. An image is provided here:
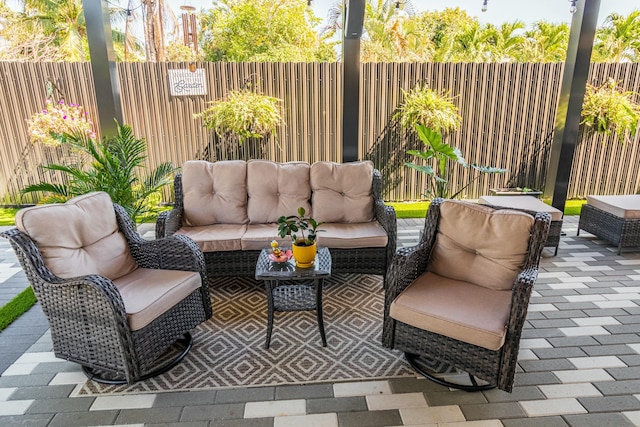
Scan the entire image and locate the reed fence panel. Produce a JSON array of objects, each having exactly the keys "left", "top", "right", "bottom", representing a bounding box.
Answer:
[{"left": 0, "top": 62, "right": 638, "bottom": 205}]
